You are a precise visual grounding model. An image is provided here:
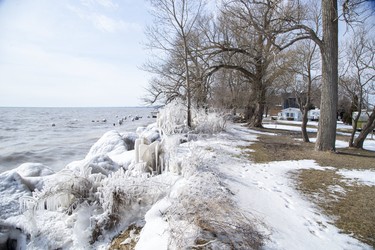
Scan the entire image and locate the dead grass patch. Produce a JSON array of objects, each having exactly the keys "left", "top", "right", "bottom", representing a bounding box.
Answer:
[
  {"left": 295, "top": 169, "right": 375, "bottom": 247},
  {"left": 109, "top": 224, "right": 142, "bottom": 250},
  {"left": 246, "top": 129, "right": 375, "bottom": 170},
  {"left": 166, "top": 172, "right": 265, "bottom": 249},
  {"left": 244, "top": 127, "right": 375, "bottom": 247}
]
